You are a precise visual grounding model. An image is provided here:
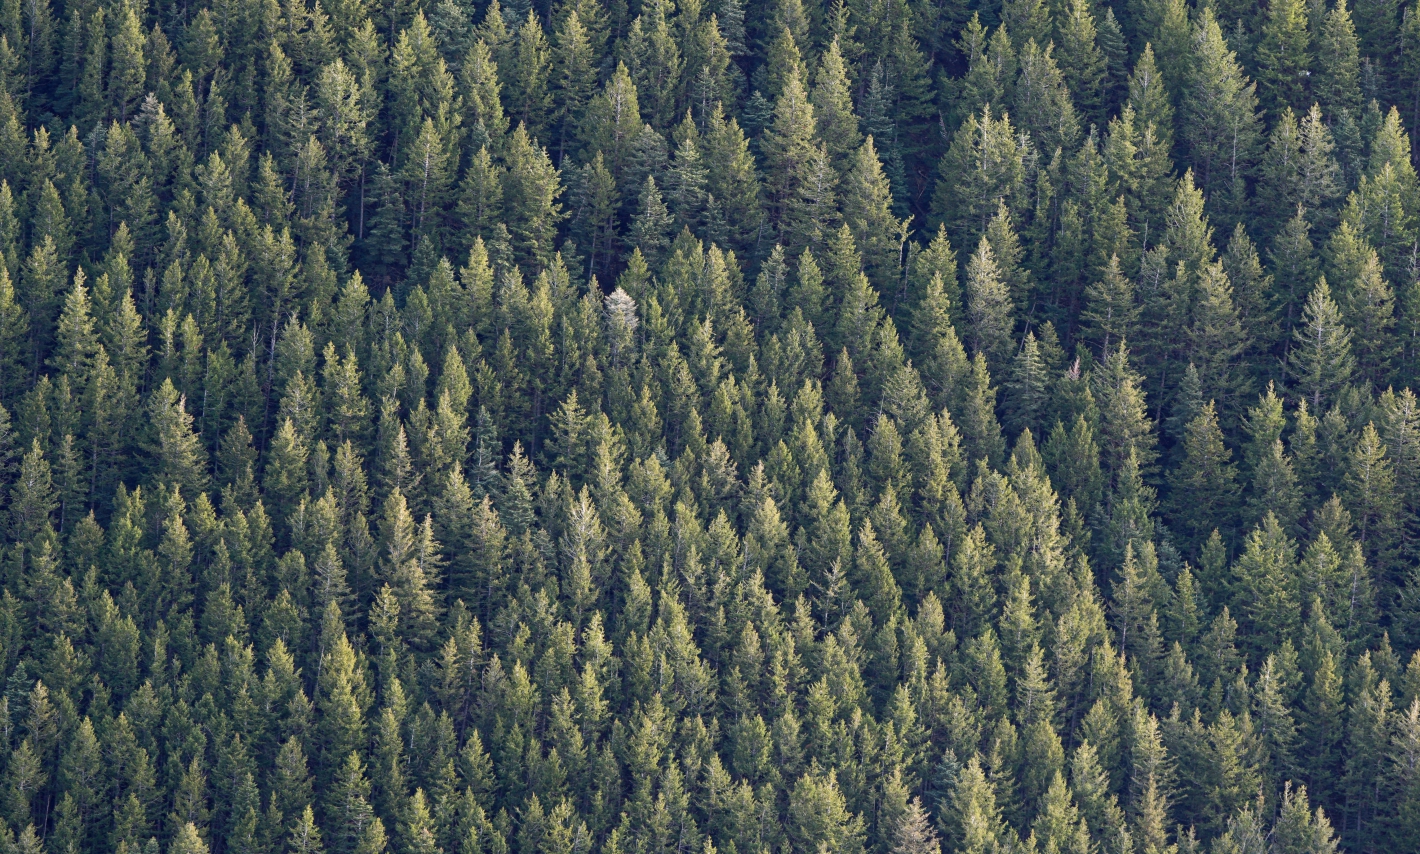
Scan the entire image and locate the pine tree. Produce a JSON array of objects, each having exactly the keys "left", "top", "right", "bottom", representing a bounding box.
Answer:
[
  {"left": 170, "top": 823, "right": 211, "bottom": 854},
  {"left": 1092, "top": 341, "right": 1157, "bottom": 480},
  {"left": 762, "top": 67, "right": 820, "bottom": 247},
  {"left": 0, "top": 265, "right": 29, "bottom": 402},
  {"left": 1183, "top": 9, "right": 1262, "bottom": 220},
  {"left": 289, "top": 806, "right": 326, "bottom": 854},
  {"left": 1347, "top": 253, "right": 1399, "bottom": 386},
  {"left": 702, "top": 104, "right": 764, "bottom": 253},
  {"left": 786, "top": 771, "right": 865, "bottom": 854},
  {"left": 956, "top": 353, "right": 1007, "bottom": 467},
  {"left": 943, "top": 755, "right": 1008, "bottom": 854},
  {"left": 1055, "top": 0, "right": 1108, "bottom": 124},
  {"left": 628, "top": 175, "right": 673, "bottom": 266},
  {"left": 1275, "top": 784, "right": 1341, "bottom": 854},
  {"left": 890, "top": 796, "right": 941, "bottom": 854},
  {"left": 1270, "top": 208, "right": 1322, "bottom": 335},
  {"left": 271, "top": 735, "right": 315, "bottom": 829},
  {"left": 401, "top": 119, "right": 453, "bottom": 249},
  {"left": 1170, "top": 402, "right": 1241, "bottom": 550},
  {"left": 1081, "top": 254, "right": 1138, "bottom": 357},
  {"left": 315, "top": 602, "right": 365, "bottom": 786},
  {"left": 19, "top": 235, "right": 65, "bottom": 371},
  {"left": 49, "top": 270, "right": 98, "bottom": 385},
  {"left": 378, "top": 488, "right": 442, "bottom": 648},
  {"left": 782, "top": 144, "right": 839, "bottom": 256},
  {"left": 1315, "top": 0, "right": 1363, "bottom": 120},
  {"left": 1288, "top": 277, "right": 1356, "bottom": 410},
  {"left": 1256, "top": 0, "right": 1312, "bottom": 115},
  {"left": 1188, "top": 260, "right": 1251, "bottom": 414},
  {"left": 103, "top": 3, "right": 144, "bottom": 123},
  {"left": 265, "top": 417, "right": 311, "bottom": 520},
  {"left": 1255, "top": 652, "right": 1301, "bottom": 789},
  {"left": 811, "top": 38, "right": 859, "bottom": 166},
  {"left": 1128, "top": 44, "right": 1174, "bottom": 151},
  {"left": 1346, "top": 422, "right": 1400, "bottom": 566},
  {"left": 502, "top": 123, "right": 564, "bottom": 269},
  {"left": 854, "top": 519, "right": 901, "bottom": 625},
  {"left": 1232, "top": 513, "right": 1301, "bottom": 651},
  {"left": 508, "top": 10, "right": 552, "bottom": 139},
  {"left": 1011, "top": 38, "right": 1082, "bottom": 156},
  {"left": 1004, "top": 333, "right": 1049, "bottom": 436},
  {"left": 664, "top": 117, "right": 707, "bottom": 234},
  {"left": 933, "top": 106, "right": 1026, "bottom": 249},
  {"left": 956, "top": 17, "right": 1014, "bottom": 121},
  {"left": 1243, "top": 391, "right": 1303, "bottom": 533},
  {"left": 1258, "top": 106, "right": 1344, "bottom": 236},
  {"left": 841, "top": 137, "right": 902, "bottom": 290},
  {"left": 1389, "top": 699, "right": 1420, "bottom": 850},
  {"left": 1004, "top": 0, "right": 1051, "bottom": 48},
  {"left": 147, "top": 379, "right": 209, "bottom": 496},
  {"left": 326, "top": 752, "right": 377, "bottom": 854},
  {"left": 964, "top": 235, "right": 1014, "bottom": 369}
]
